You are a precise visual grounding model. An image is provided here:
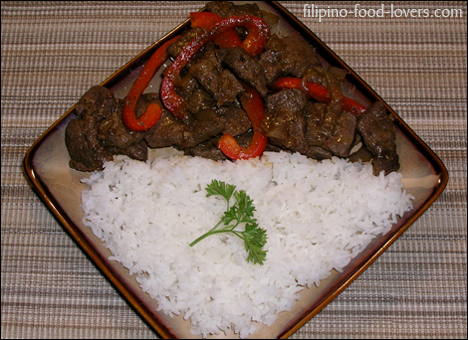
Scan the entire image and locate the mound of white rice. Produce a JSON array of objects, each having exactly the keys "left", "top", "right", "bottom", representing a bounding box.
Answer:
[{"left": 81, "top": 151, "right": 413, "bottom": 338}]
